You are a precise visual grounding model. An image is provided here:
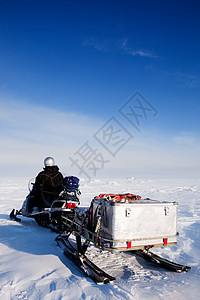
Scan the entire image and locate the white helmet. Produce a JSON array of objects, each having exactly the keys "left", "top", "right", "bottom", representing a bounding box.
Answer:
[{"left": 44, "top": 157, "right": 55, "bottom": 167}]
